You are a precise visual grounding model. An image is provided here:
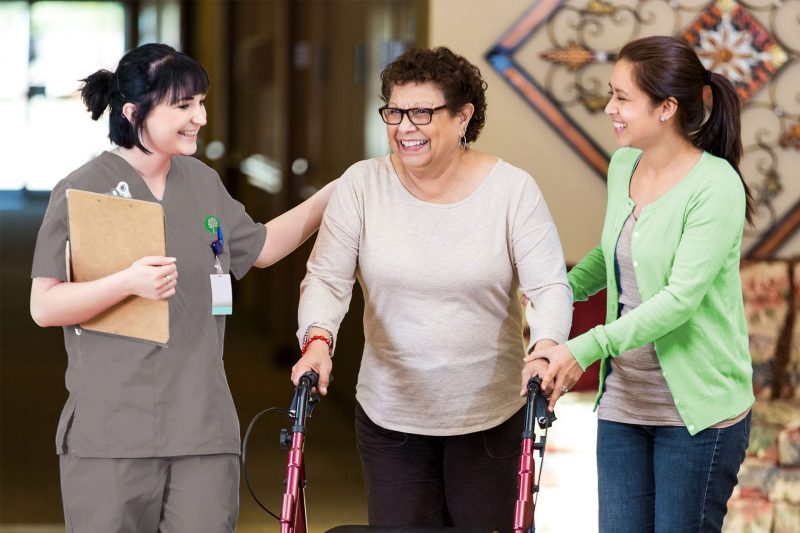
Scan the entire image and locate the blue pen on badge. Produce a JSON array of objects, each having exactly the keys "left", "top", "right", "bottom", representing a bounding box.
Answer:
[
  {"left": 211, "top": 226, "right": 224, "bottom": 256},
  {"left": 211, "top": 225, "right": 224, "bottom": 275}
]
